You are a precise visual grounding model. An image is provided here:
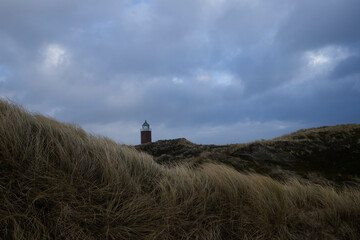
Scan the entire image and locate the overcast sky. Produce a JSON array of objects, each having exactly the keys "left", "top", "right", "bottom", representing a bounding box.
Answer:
[{"left": 0, "top": 0, "right": 359, "bottom": 145}]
